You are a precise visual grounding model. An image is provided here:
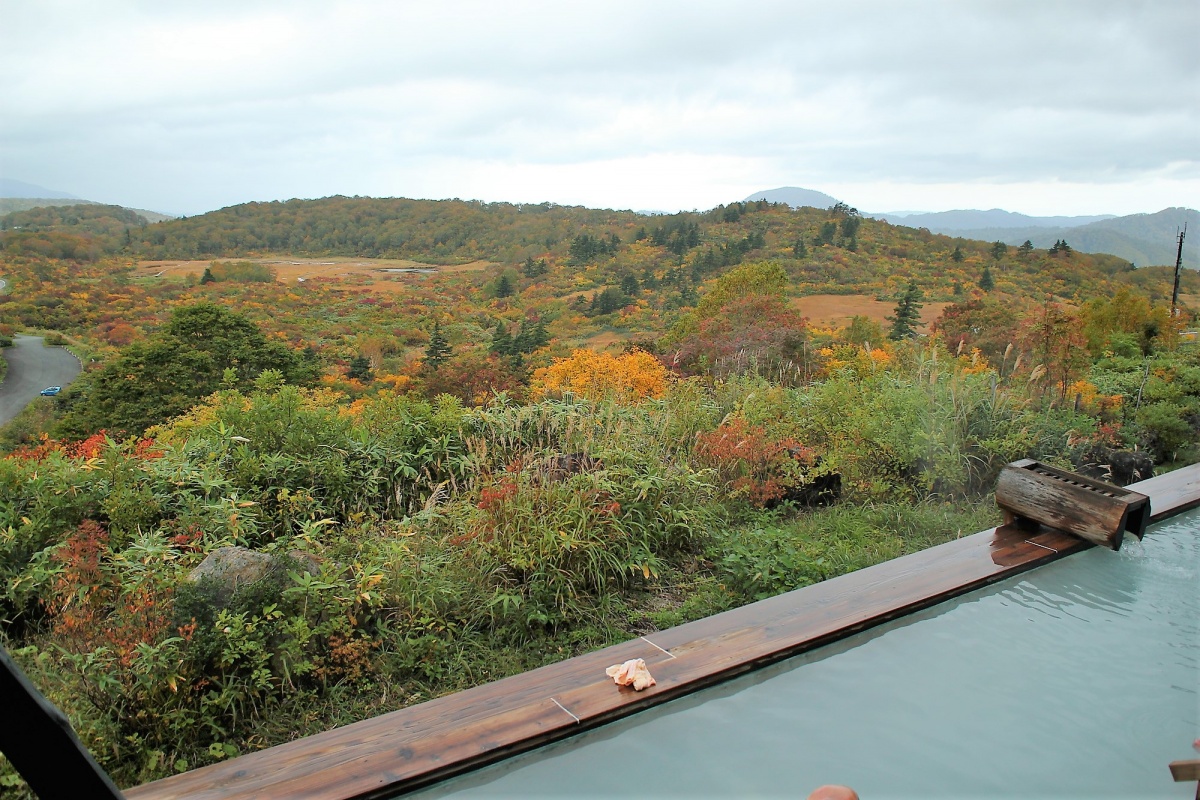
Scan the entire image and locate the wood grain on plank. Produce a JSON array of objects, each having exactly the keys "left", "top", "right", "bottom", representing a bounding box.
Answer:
[{"left": 127, "top": 464, "right": 1200, "bottom": 800}]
